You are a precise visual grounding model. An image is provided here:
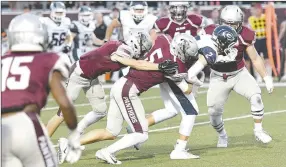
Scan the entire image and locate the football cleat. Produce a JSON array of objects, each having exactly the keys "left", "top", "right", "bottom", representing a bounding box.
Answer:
[
  {"left": 126, "top": 127, "right": 140, "bottom": 150},
  {"left": 58, "top": 138, "right": 69, "bottom": 164},
  {"left": 254, "top": 129, "right": 272, "bottom": 144},
  {"left": 96, "top": 149, "right": 122, "bottom": 165},
  {"left": 170, "top": 149, "right": 200, "bottom": 160},
  {"left": 217, "top": 135, "right": 228, "bottom": 148}
]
